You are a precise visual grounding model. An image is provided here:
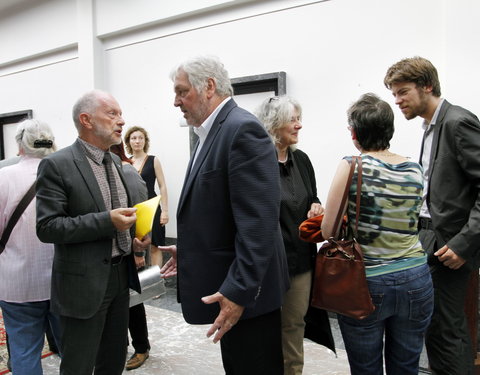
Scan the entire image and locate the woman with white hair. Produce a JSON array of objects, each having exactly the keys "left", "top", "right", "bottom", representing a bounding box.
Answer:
[
  {"left": 0, "top": 119, "right": 61, "bottom": 375},
  {"left": 256, "top": 96, "right": 330, "bottom": 375}
]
